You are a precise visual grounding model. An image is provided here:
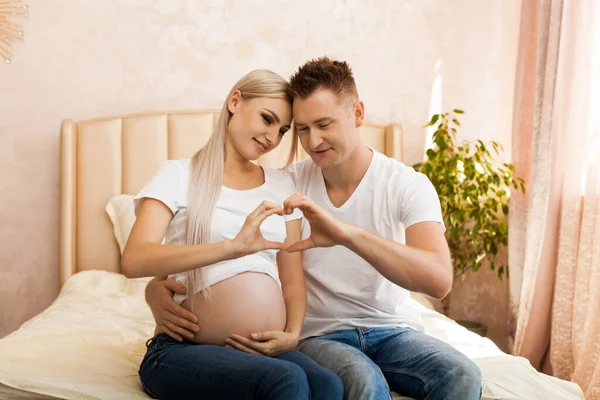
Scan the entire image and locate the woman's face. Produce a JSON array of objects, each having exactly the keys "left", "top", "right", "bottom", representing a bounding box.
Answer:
[{"left": 226, "top": 91, "right": 292, "bottom": 161}]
